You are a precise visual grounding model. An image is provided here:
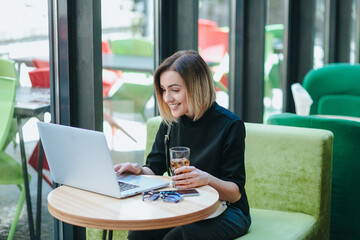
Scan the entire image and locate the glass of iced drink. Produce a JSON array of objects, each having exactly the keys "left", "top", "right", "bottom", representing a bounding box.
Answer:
[{"left": 169, "top": 147, "right": 190, "bottom": 176}]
